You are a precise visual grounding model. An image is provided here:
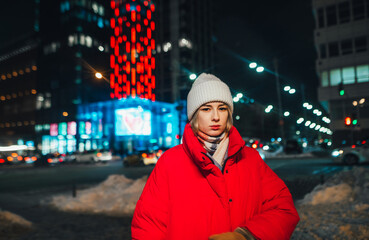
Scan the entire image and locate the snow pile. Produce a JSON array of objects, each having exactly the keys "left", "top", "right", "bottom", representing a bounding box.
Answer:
[
  {"left": 0, "top": 210, "right": 33, "bottom": 228},
  {"left": 292, "top": 167, "right": 369, "bottom": 239},
  {"left": 48, "top": 174, "right": 147, "bottom": 216},
  {"left": 299, "top": 167, "right": 369, "bottom": 205}
]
